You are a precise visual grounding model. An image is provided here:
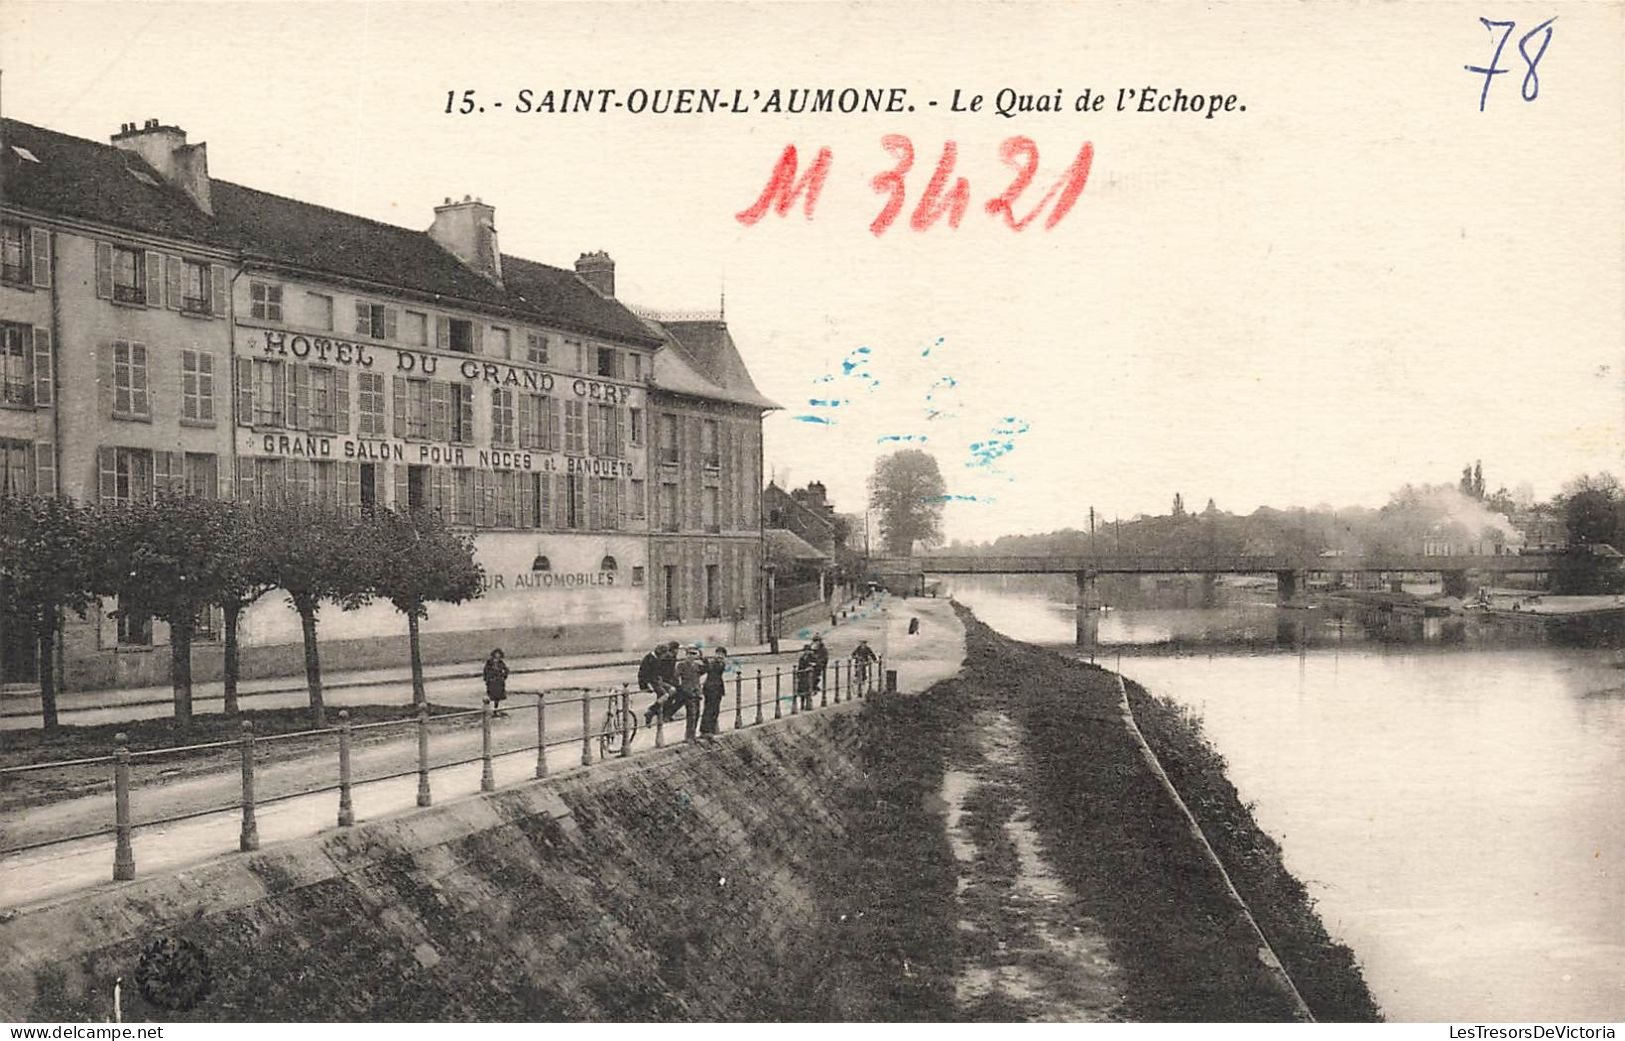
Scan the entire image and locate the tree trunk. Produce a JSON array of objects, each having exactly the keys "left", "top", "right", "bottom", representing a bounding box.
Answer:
[
  {"left": 36, "top": 622, "right": 58, "bottom": 733},
  {"left": 222, "top": 602, "right": 241, "bottom": 715},
  {"left": 407, "top": 611, "right": 426, "bottom": 707},
  {"left": 169, "top": 620, "right": 194, "bottom": 726},
  {"left": 298, "top": 602, "right": 325, "bottom": 727}
]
